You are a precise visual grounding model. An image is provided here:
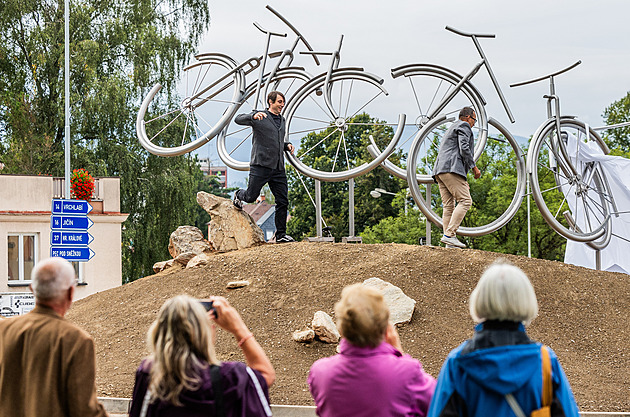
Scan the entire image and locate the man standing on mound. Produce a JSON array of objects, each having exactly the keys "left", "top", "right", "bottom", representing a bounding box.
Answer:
[
  {"left": 432, "top": 106, "right": 481, "bottom": 248},
  {"left": 233, "top": 91, "right": 296, "bottom": 243}
]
